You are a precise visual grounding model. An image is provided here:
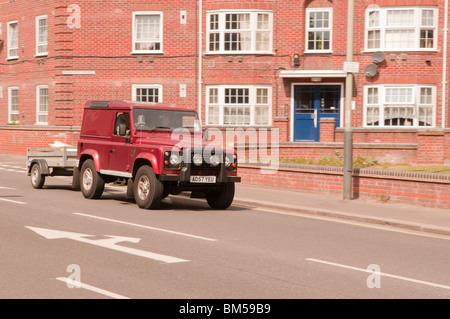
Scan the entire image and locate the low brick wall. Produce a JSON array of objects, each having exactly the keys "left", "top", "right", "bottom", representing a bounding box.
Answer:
[
  {"left": 0, "top": 126, "right": 80, "bottom": 154},
  {"left": 238, "top": 164, "right": 450, "bottom": 209}
]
